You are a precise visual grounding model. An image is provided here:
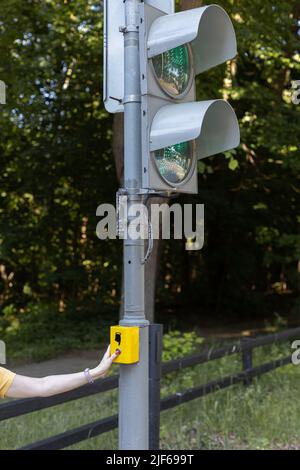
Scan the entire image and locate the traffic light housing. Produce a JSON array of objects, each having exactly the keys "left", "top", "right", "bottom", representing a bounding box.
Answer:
[{"left": 139, "top": 3, "right": 240, "bottom": 194}]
